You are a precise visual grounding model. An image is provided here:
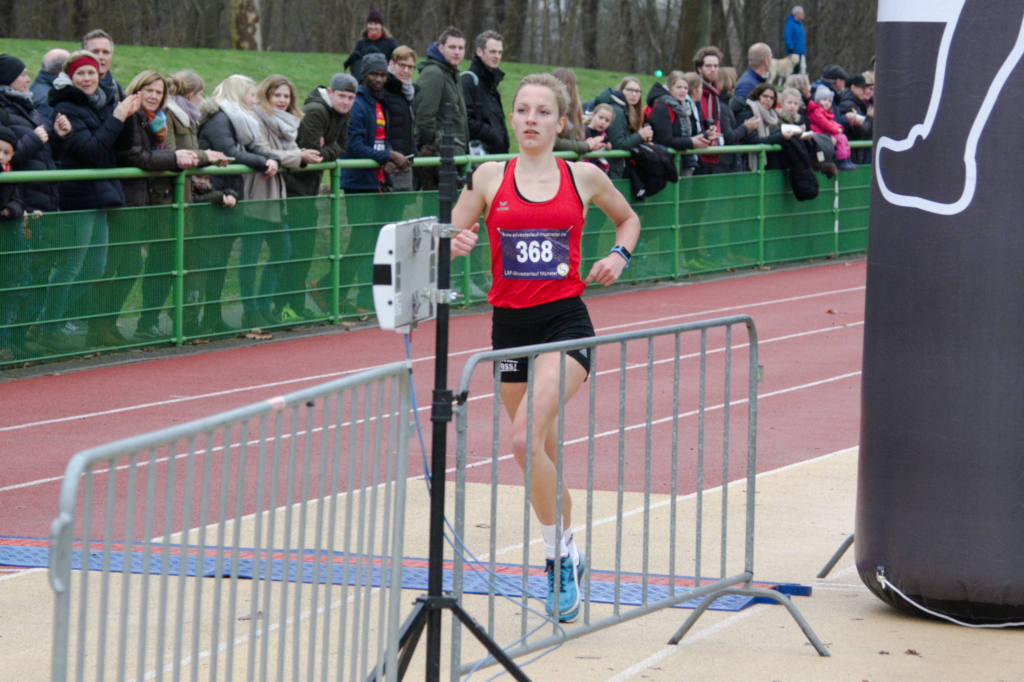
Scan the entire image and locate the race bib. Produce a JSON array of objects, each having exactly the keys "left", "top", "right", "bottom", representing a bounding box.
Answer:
[{"left": 498, "top": 228, "right": 571, "bottom": 280}]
